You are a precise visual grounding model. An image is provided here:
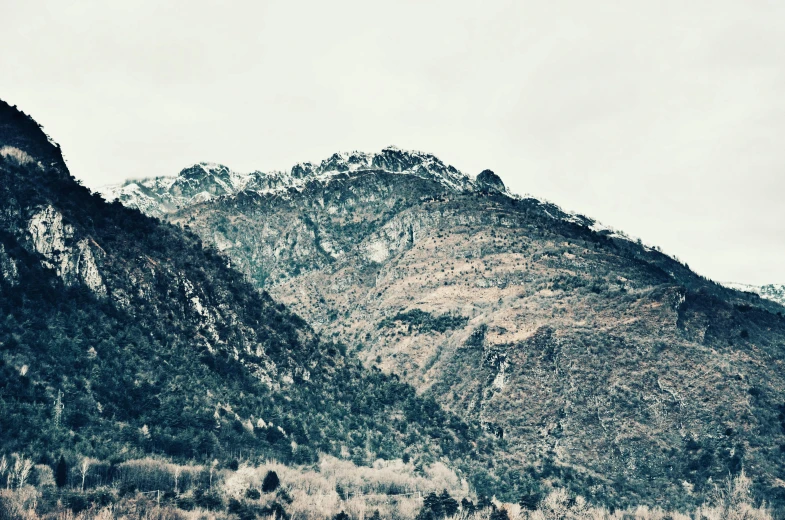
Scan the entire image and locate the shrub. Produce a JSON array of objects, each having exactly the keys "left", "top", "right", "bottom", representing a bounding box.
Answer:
[
  {"left": 262, "top": 470, "right": 280, "bottom": 492},
  {"left": 260, "top": 501, "right": 289, "bottom": 519},
  {"left": 490, "top": 508, "right": 509, "bottom": 520}
]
